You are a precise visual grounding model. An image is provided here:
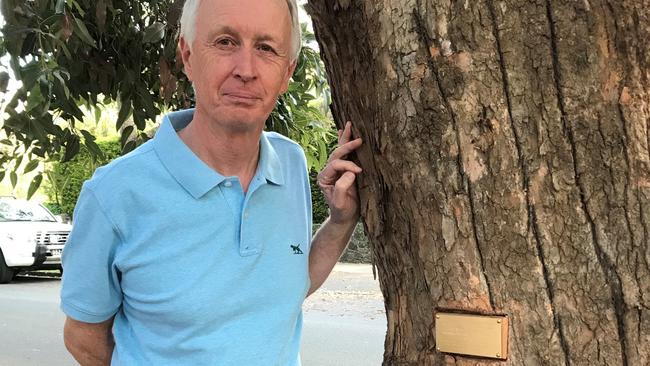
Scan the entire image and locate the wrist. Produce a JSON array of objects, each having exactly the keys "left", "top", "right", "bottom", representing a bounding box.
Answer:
[{"left": 328, "top": 212, "right": 359, "bottom": 227}]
